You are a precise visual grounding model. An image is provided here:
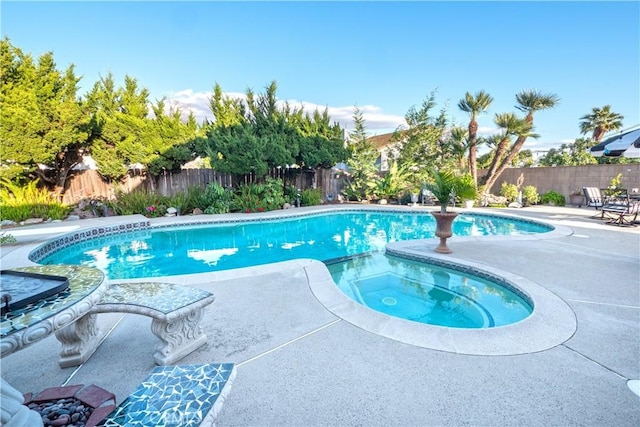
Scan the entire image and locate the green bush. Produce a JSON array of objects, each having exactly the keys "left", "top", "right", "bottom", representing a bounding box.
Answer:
[
  {"left": 0, "top": 232, "right": 17, "bottom": 245},
  {"left": 522, "top": 185, "right": 540, "bottom": 206},
  {"left": 260, "top": 177, "right": 286, "bottom": 210},
  {"left": 109, "top": 189, "right": 169, "bottom": 216},
  {"left": 232, "top": 183, "right": 265, "bottom": 213},
  {"left": 301, "top": 188, "right": 322, "bottom": 206},
  {"left": 232, "top": 178, "right": 287, "bottom": 213},
  {"left": 540, "top": 190, "right": 566, "bottom": 206},
  {"left": 284, "top": 184, "right": 299, "bottom": 204},
  {"left": 203, "top": 182, "right": 234, "bottom": 214},
  {"left": 500, "top": 182, "right": 519, "bottom": 203},
  {"left": 166, "top": 191, "right": 190, "bottom": 215},
  {"left": 184, "top": 186, "right": 210, "bottom": 212},
  {"left": 0, "top": 178, "right": 70, "bottom": 221}
]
